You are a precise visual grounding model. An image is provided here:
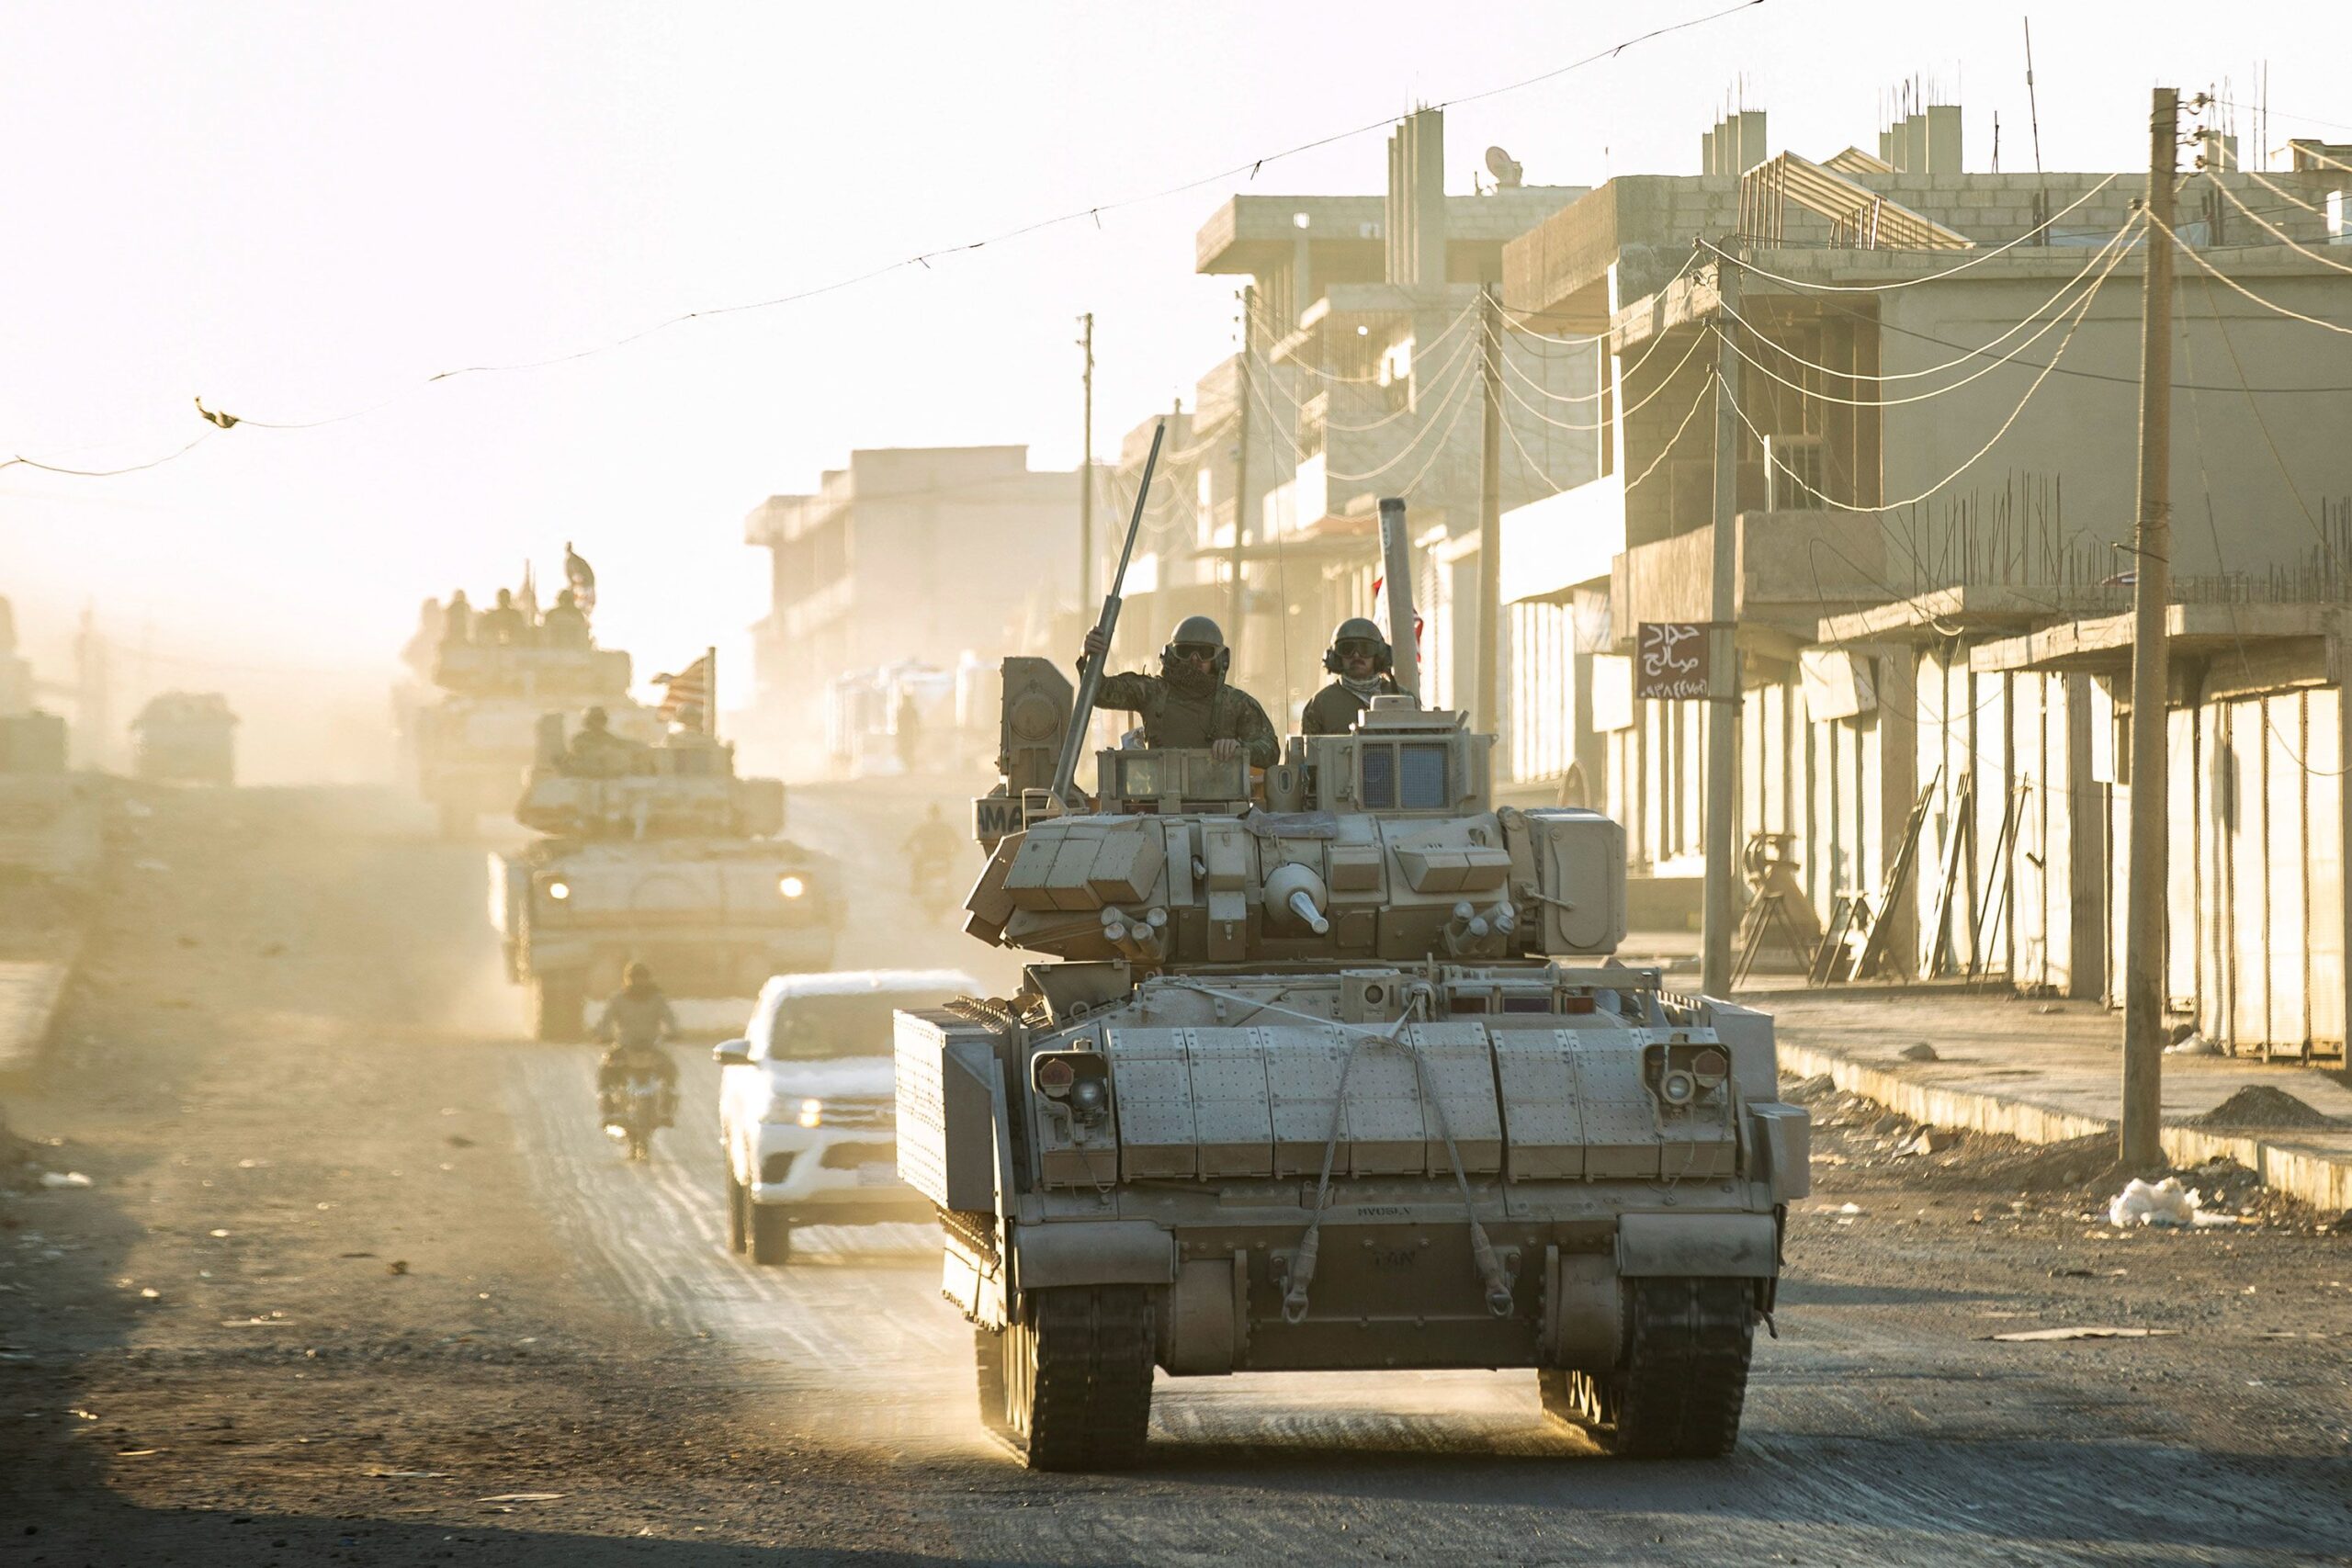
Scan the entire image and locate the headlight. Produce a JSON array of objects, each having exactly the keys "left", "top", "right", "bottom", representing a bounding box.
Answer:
[
  {"left": 778, "top": 874, "right": 807, "bottom": 899},
  {"left": 546, "top": 880, "right": 570, "bottom": 902},
  {"left": 796, "top": 1097, "right": 823, "bottom": 1129}
]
